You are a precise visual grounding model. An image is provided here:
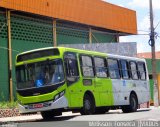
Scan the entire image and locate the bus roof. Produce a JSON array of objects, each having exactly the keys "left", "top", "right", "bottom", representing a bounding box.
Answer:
[
  {"left": 17, "top": 47, "right": 145, "bottom": 62},
  {"left": 17, "top": 47, "right": 107, "bottom": 57},
  {"left": 107, "top": 54, "right": 145, "bottom": 62}
]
